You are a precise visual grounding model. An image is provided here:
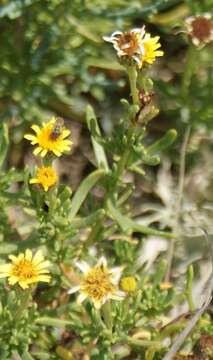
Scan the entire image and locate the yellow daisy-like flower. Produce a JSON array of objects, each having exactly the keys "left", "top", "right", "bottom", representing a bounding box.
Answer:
[
  {"left": 141, "top": 33, "right": 164, "bottom": 65},
  {"left": 30, "top": 166, "right": 58, "bottom": 192},
  {"left": 0, "top": 249, "right": 51, "bottom": 290},
  {"left": 68, "top": 257, "right": 125, "bottom": 309},
  {"left": 120, "top": 276, "right": 137, "bottom": 293},
  {"left": 24, "top": 117, "right": 72, "bottom": 157}
]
